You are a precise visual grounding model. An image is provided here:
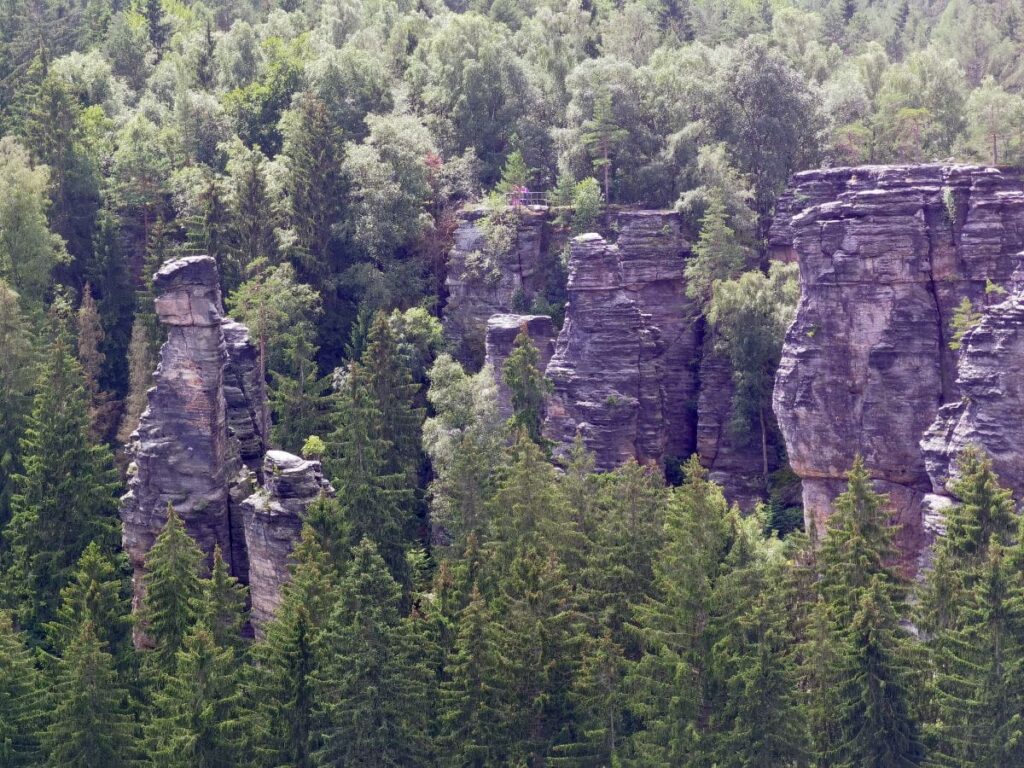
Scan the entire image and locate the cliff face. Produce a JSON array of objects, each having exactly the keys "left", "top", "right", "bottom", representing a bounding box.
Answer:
[
  {"left": 443, "top": 208, "right": 560, "bottom": 367},
  {"left": 544, "top": 211, "right": 699, "bottom": 470},
  {"left": 771, "top": 165, "right": 1024, "bottom": 572},
  {"left": 241, "top": 450, "right": 333, "bottom": 632},
  {"left": 922, "top": 279, "right": 1024, "bottom": 498},
  {"left": 121, "top": 256, "right": 325, "bottom": 634}
]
